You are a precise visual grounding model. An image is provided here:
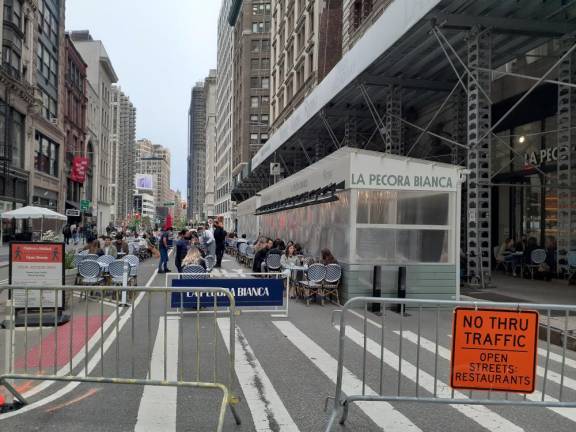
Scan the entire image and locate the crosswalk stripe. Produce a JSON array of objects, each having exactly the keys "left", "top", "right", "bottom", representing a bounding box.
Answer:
[
  {"left": 339, "top": 325, "right": 524, "bottom": 432},
  {"left": 396, "top": 330, "right": 576, "bottom": 423},
  {"left": 134, "top": 317, "right": 179, "bottom": 432},
  {"left": 396, "top": 331, "right": 576, "bottom": 392},
  {"left": 273, "top": 321, "right": 422, "bottom": 431},
  {"left": 217, "top": 319, "right": 300, "bottom": 431}
]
